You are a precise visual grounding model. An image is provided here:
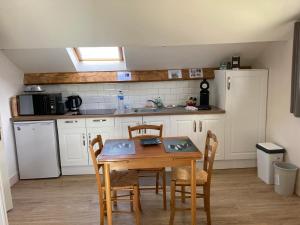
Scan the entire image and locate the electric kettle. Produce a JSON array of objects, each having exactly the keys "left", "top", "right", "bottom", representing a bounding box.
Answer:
[{"left": 65, "top": 95, "right": 82, "bottom": 112}]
